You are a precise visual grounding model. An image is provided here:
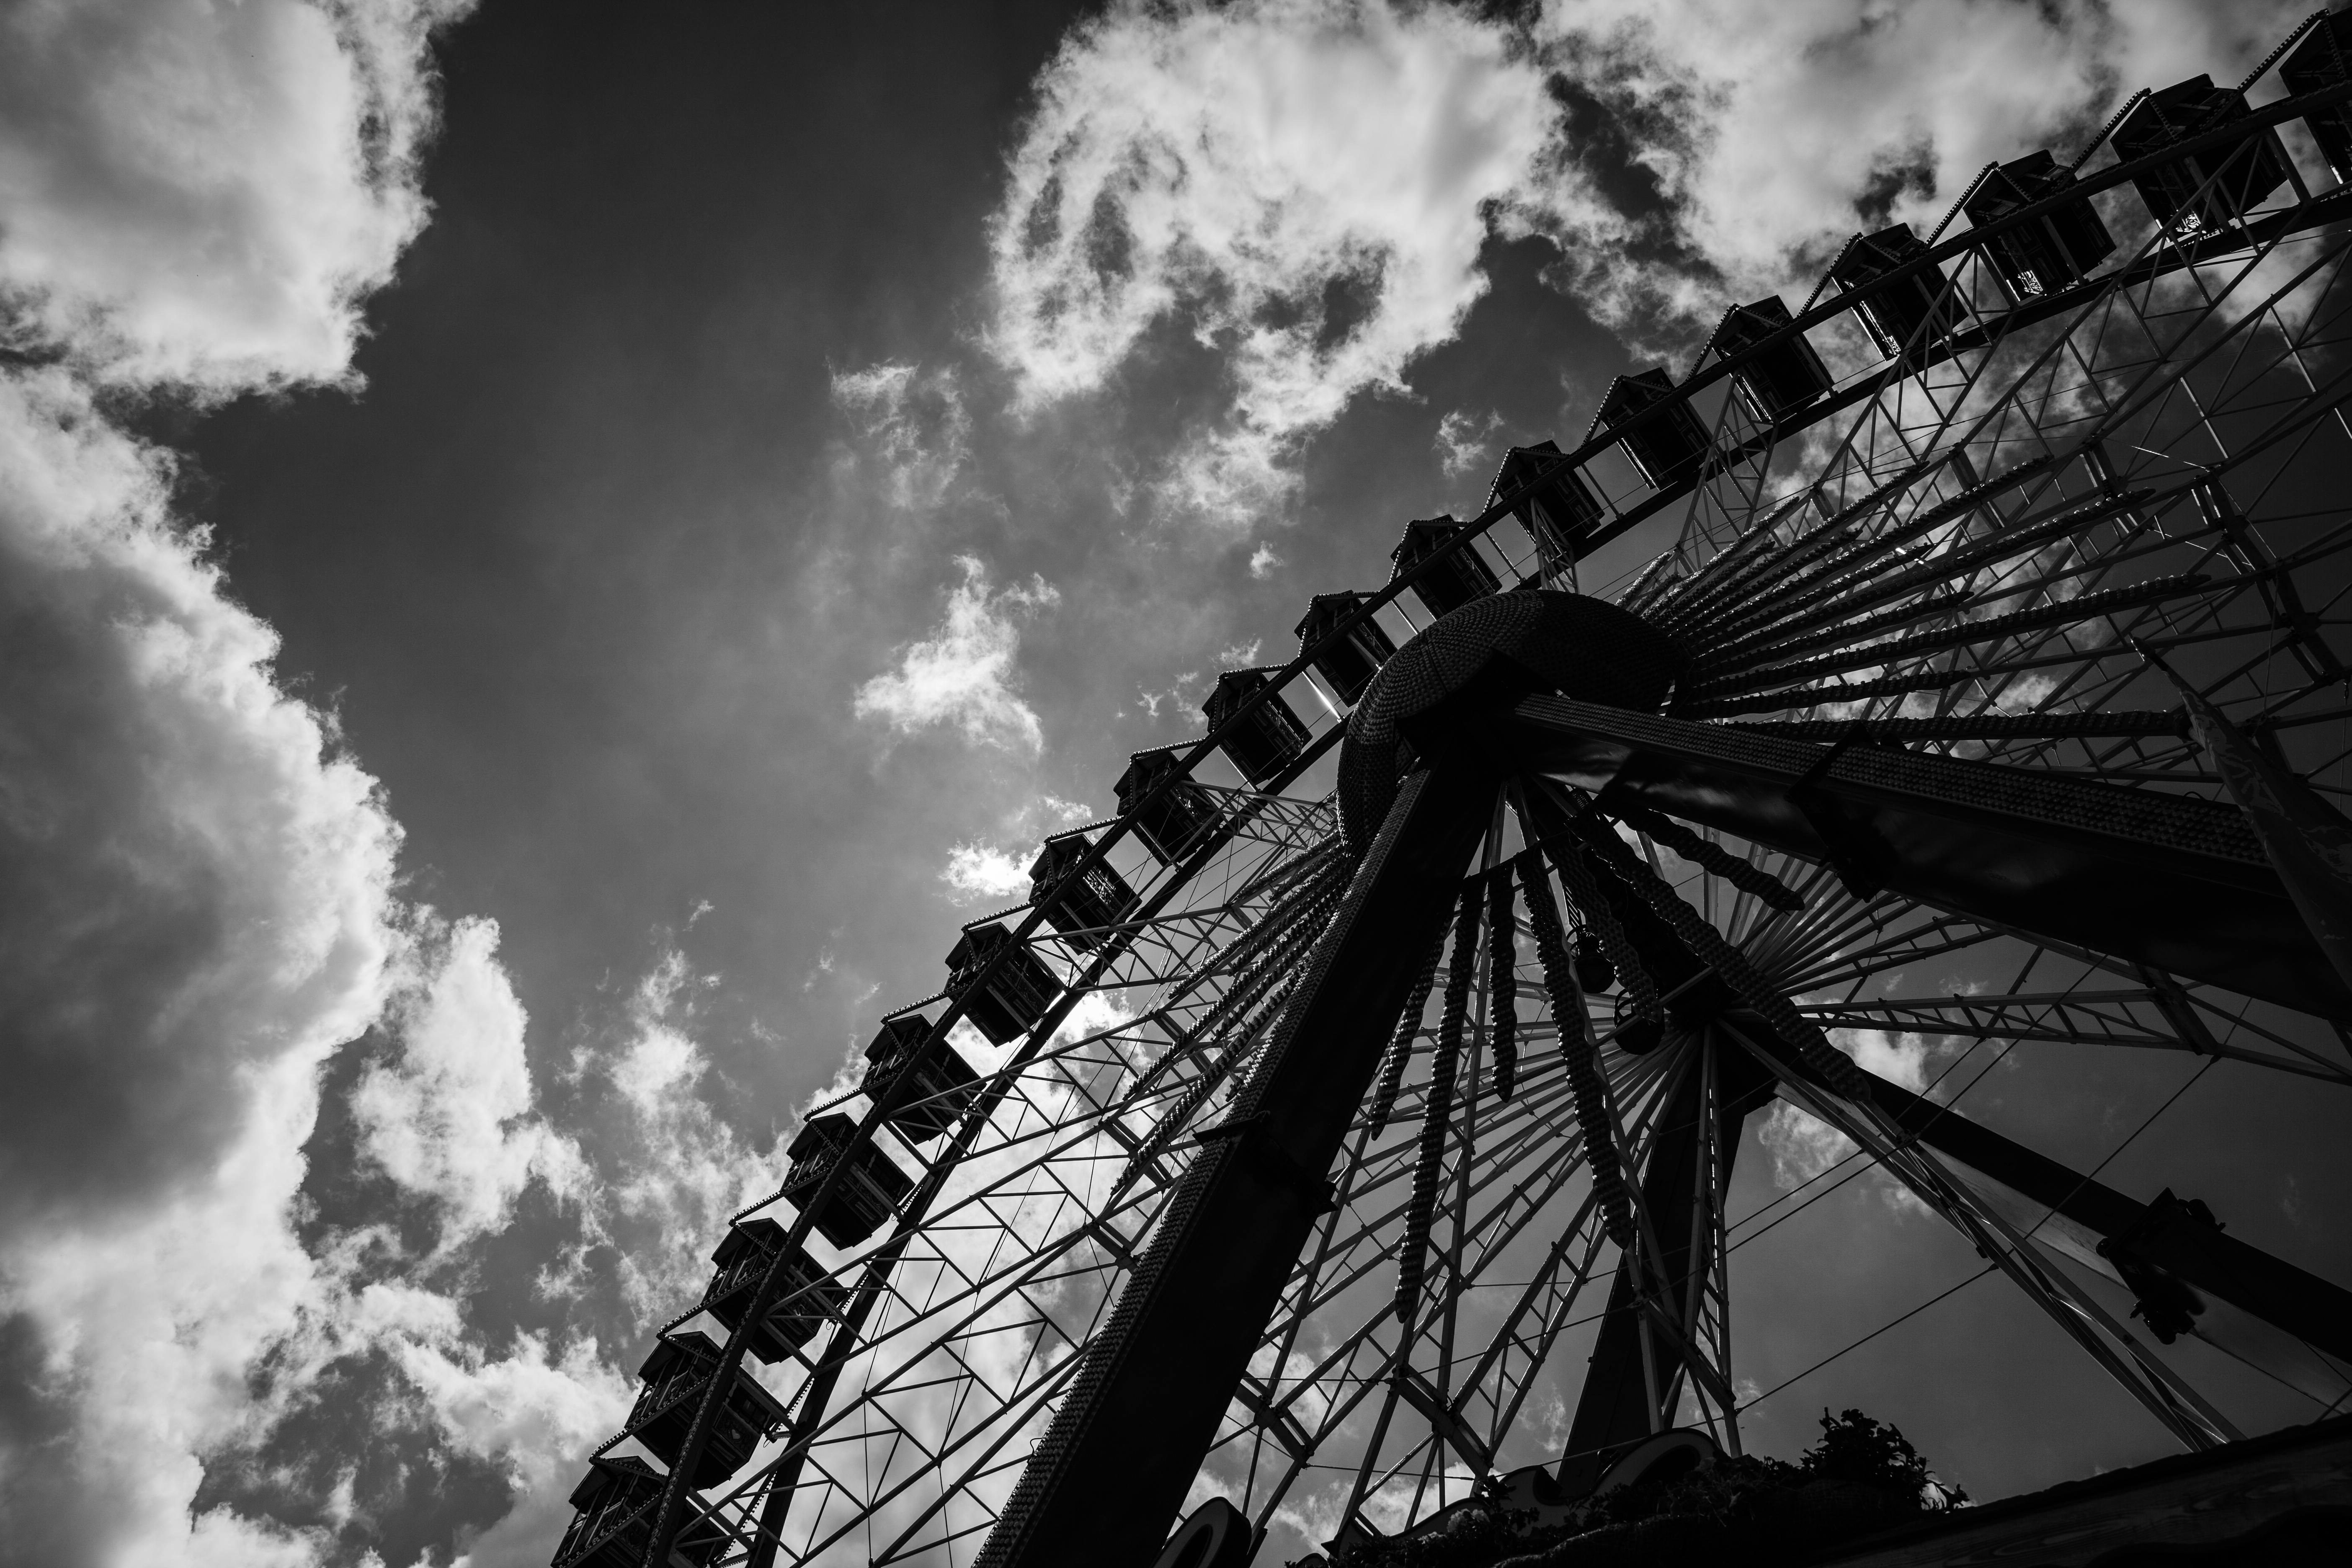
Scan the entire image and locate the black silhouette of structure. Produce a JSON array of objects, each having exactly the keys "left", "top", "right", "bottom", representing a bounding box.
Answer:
[
  {"left": 1703, "top": 297, "right": 1834, "bottom": 420},
  {"left": 1389, "top": 516, "right": 1500, "bottom": 616},
  {"left": 551, "top": 17, "right": 2352, "bottom": 1568},
  {"left": 1586, "top": 368, "right": 1709, "bottom": 486},
  {"left": 1201, "top": 669, "right": 1312, "bottom": 787},
  {"left": 1294, "top": 592, "right": 1398, "bottom": 705},
  {"left": 1830, "top": 223, "right": 1967, "bottom": 360},
  {"left": 1027, "top": 831, "right": 1138, "bottom": 951}
]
